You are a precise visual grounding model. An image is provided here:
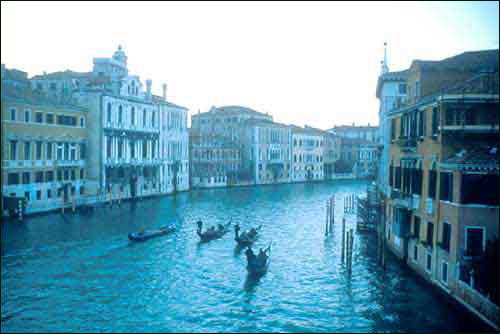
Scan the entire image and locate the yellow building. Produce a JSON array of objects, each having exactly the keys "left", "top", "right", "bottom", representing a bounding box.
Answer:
[
  {"left": 1, "top": 79, "right": 88, "bottom": 215},
  {"left": 385, "top": 69, "right": 499, "bottom": 327}
]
